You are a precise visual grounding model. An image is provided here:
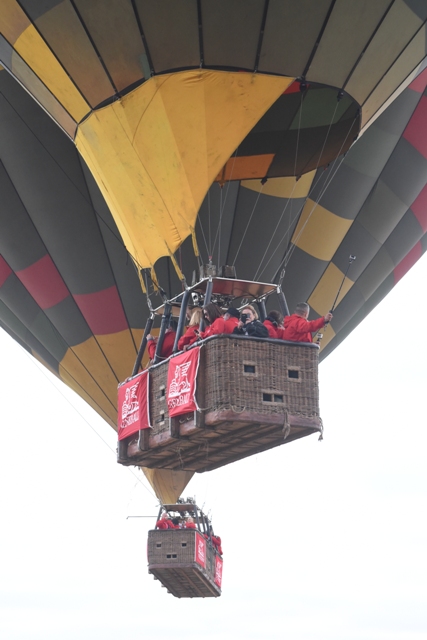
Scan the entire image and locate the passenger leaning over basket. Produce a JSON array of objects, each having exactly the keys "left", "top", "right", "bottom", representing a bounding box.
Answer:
[
  {"left": 199, "top": 303, "right": 226, "bottom": 338},
  {"left": 233, "top": 304, "right": 269, "bottom": 338},
  {"left": 178, "top": 307, "right": 203, "bottom": 351},
  {"left": 279, "top": 302, "right": 332, "bottom": 343},
  {"left": 263, "top": 309, "right": 283, "bottom": 338}
]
